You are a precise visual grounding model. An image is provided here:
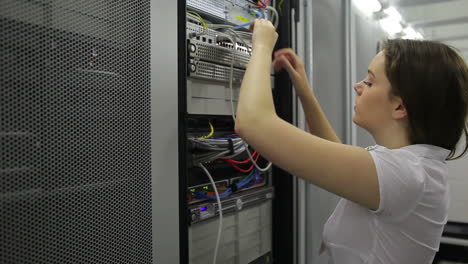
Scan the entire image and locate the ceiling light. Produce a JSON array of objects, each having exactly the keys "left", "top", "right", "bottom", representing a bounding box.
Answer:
[
  {"left": 402, "top": 27, "right": 418, "bottom": 39},
  {"left": 383, "top": 7, "right": 402, "bottom": 22},
  {"left": 352, "top": 0, "right": 382, "bottom": 16},
  {"left": 380, "top": 17, "right": 403, "bottom": 36}
]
